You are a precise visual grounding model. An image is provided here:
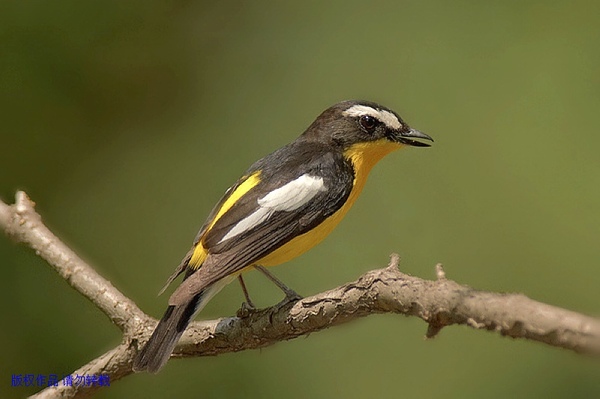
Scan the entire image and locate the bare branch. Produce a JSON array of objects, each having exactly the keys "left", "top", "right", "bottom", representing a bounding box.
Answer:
[
  {"left": 1, "top": 191, "right": 598, "bottom": 399},
  {"left": 176, "top": 255, "right": 600, "bottom": 357},
  {"left": 0, "top": 192, "right": 146, "bottom": 333},
  {"left": 30, "top": 344, "right": 136, "bottom": 399}
]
